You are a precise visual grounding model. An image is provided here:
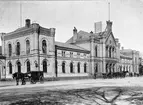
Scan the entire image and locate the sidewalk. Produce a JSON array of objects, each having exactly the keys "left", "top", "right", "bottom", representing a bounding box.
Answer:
[
  {"left": 0, "top": 77, "right": 143, "bottom": 90},
  {"left": 0, "top": 81, "right": 16, "bottom": 87}
]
